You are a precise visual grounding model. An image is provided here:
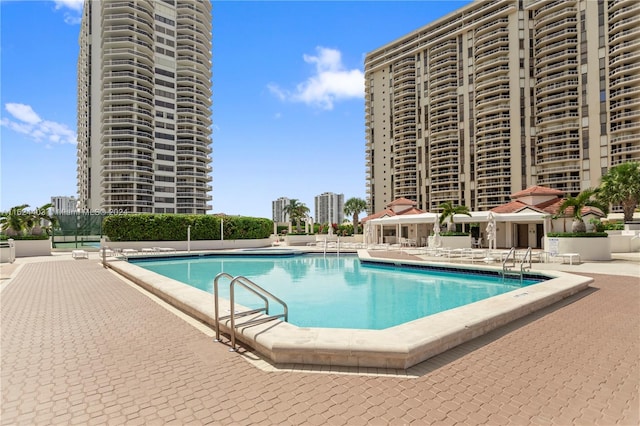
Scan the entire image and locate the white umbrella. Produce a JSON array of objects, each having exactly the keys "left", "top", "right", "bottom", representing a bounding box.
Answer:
[
  {"left": 486, "top": 212, "right": 496, "bottom": 251},
  {"left": 432, "top": 214, "right": 441, "bottom": 248}
]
